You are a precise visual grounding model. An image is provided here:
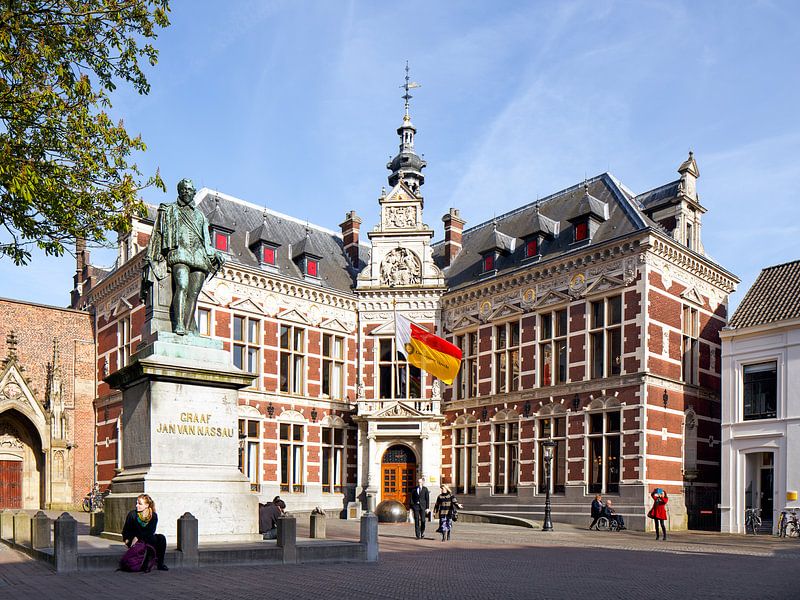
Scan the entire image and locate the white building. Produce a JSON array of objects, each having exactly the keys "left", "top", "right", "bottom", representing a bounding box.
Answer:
[{"left": 720, "top": 259, "right": 800, "bottom": 533}]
